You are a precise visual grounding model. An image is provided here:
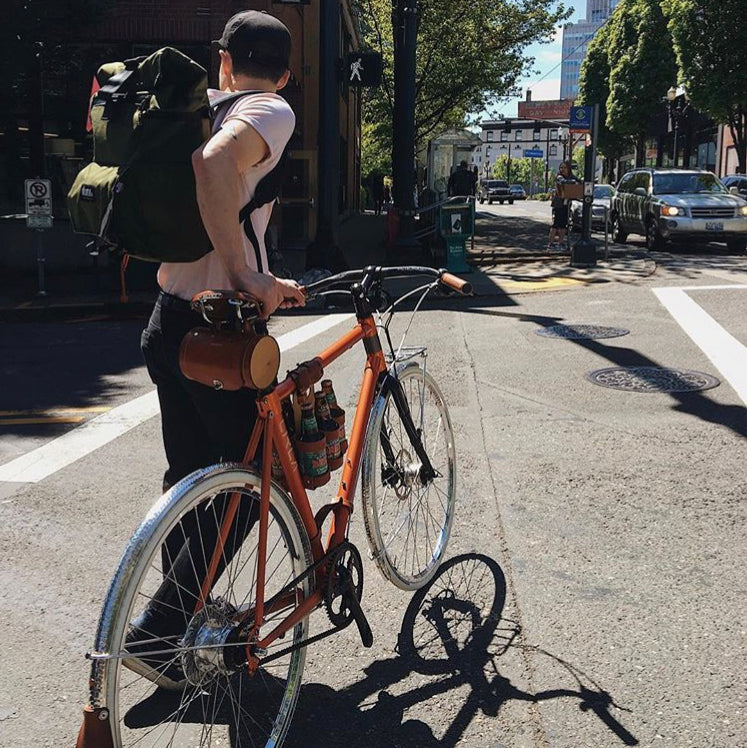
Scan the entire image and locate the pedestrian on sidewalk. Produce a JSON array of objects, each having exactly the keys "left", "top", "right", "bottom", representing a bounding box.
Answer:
[
  {"left": 547, "top": 161, "right": 574, "bottom": 251},
  {"left": 448, "top": 160, "right": 475, "bottom": 198}
]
